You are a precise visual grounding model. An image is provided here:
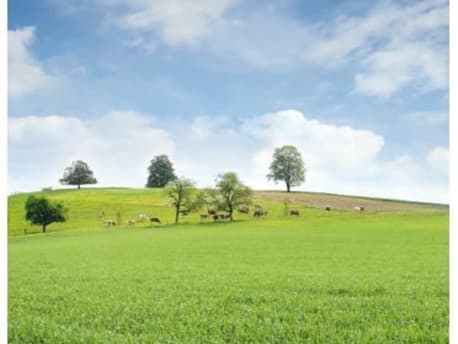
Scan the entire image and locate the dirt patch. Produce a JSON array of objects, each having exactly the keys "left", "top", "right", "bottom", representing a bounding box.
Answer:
[{"left": 255, "top": 191, "right": 448, "bottom": 213}]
